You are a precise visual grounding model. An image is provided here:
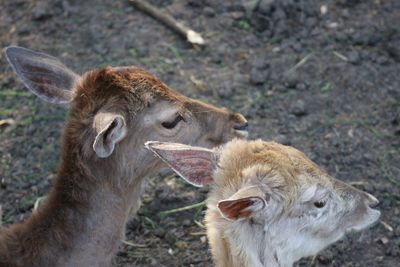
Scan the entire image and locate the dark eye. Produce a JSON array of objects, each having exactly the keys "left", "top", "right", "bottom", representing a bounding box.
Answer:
[
  {"left": 161, "top": 114, "right": 184, "bottom": 129},
  {"left": 314, "top": 200, "right": 326, "bottom": 208}
]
